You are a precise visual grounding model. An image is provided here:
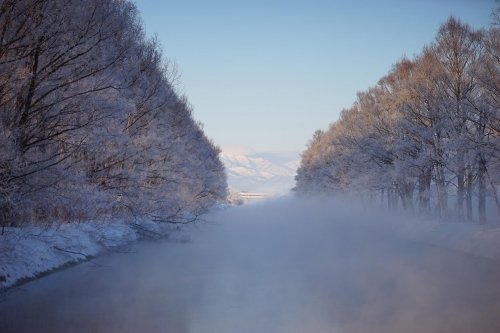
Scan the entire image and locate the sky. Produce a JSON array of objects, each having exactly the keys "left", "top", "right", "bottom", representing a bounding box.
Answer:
[{"left": 134, "top": 0, "right": 495, "bottom": 154}]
